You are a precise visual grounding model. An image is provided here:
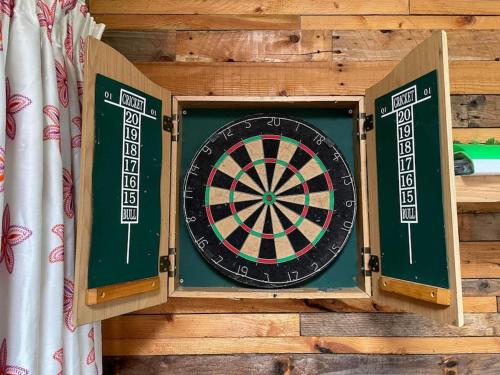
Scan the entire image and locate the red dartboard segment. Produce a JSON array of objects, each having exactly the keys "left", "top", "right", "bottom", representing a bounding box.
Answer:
[
  {"left": 226, "top": 140, "right": 244, "bottom": 154},
  {"left": 298, "top": 142, "right": 316, "bottom": 157},
  {"left": 183, "top": 116, "right": 356, "bottom": 289}
]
